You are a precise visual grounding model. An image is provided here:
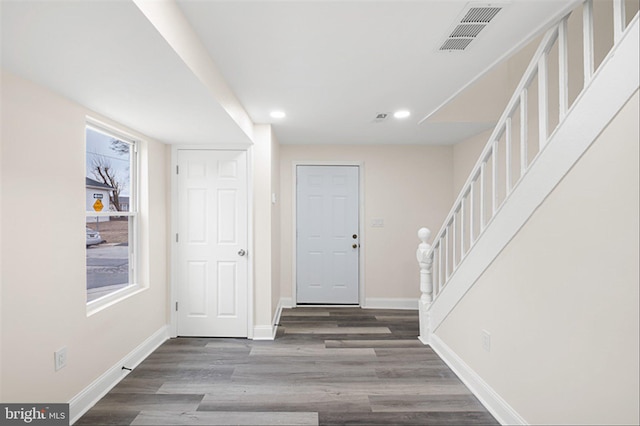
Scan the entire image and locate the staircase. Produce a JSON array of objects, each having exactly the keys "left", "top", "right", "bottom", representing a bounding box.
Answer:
[{"left": 416, "top": 2, "right": 639, "bottom": 422}]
